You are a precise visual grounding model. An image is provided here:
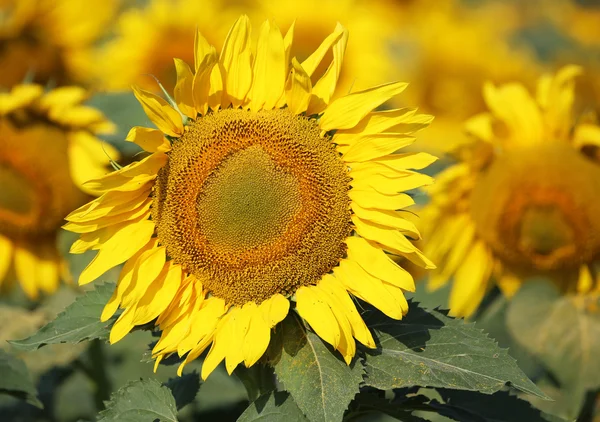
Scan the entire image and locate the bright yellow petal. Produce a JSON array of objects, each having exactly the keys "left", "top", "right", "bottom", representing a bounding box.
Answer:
[
  {"left": 333, "top": 259, "right": 403, "bottom": 320},
  {"left": 307, "top": 23, "right": 348, "bottom": 114},
  {"left": 320, "top": 82, "right": 408, "bottom": 131},
  {"left": 224, "top": 306, "right": 252, "bottom": 374},
  {"left": 295, "top": 286, "right": 341, "bottom": 349},
  {"left": 36, "top": 245, "right": 60, "bottom": 294},
  {"left": 259, "top": 293, "right": 290, "bottom": 327},
  {"left": 573, "top": 123, "right": 600, "bottom": 149},
  {"left": 132, "top": 86, "right": 183, "bottom": 137},
  {"left": 301, "top": 27, "right": 344, "bottom": 78},
  {"left": 0, "top": 235, "right": 13, "bottom": 283},
  {"left": 173, "top": 58, "right": 196, "bottom": 118},
  {"left": 349, "top": 189, "right": 414, "bottom": 211},
  {"left": 346, "top": 236, "right": 415, "bottom": 291},
  {"left": 341, "top": 134, "right": 415, "bottom": 162},
  {"left": 63, "top": 199, "right": 151, "bottom": 234},
  {"left": 577, "top": 265, "right": 594, "bottom": 294},
  {"left": 449, "top": 241, "right": 493, "bottom": 318},
  {"left": 79, "top": 220, "right": 155, "bottom": 285},
  {"left": 483, "top": 82, "right": 543, "bottom": 146},
  {"left": 110, "top": 306, "right": 136, "bottom": 344},
  {"left": 242, "top": 304, "right": 271, "bottom": 367},
  {"left": 125, "top": 127, "right": 170, "bottom": 153},
  {"left": 319, "top": 274, "right": 375, "bottom": 348},
  {"left": 249, "top": 20, "right": 285, "bottom": 111},
  {"left": 371, "top": 153, "right": 438, "bottom": 171},
  {"left": 133, "top": 262, "right": 182, "bottom": 325},
  {"left": 14, "top": 245, "right": 39, "bottom": 299},
  {"left": 101, "top": 238, "right": 156, "bottom": 322},
  {"left": 334, "top": 108, "right": 431, "bottom": 145},
  {"left": 285, "top": 58, "right": 312, "bottom": 115},
  {"left": 194, "top": 30, "right": 211, "bottom": 71},
  {"left": 219, "top": 15, "right": 253, "bottom": 108},
  {"left": 350, "top": 172, "right": 433, "bottom": 194},
  {"left": 351, "top": 204, "right": 420, "bottom": 239},
  {"left": 192, "top": 49, "right": 218, "bottom": 115},
  {"left": 428, "top": 221, "right": 476, "bottom": 290}
]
